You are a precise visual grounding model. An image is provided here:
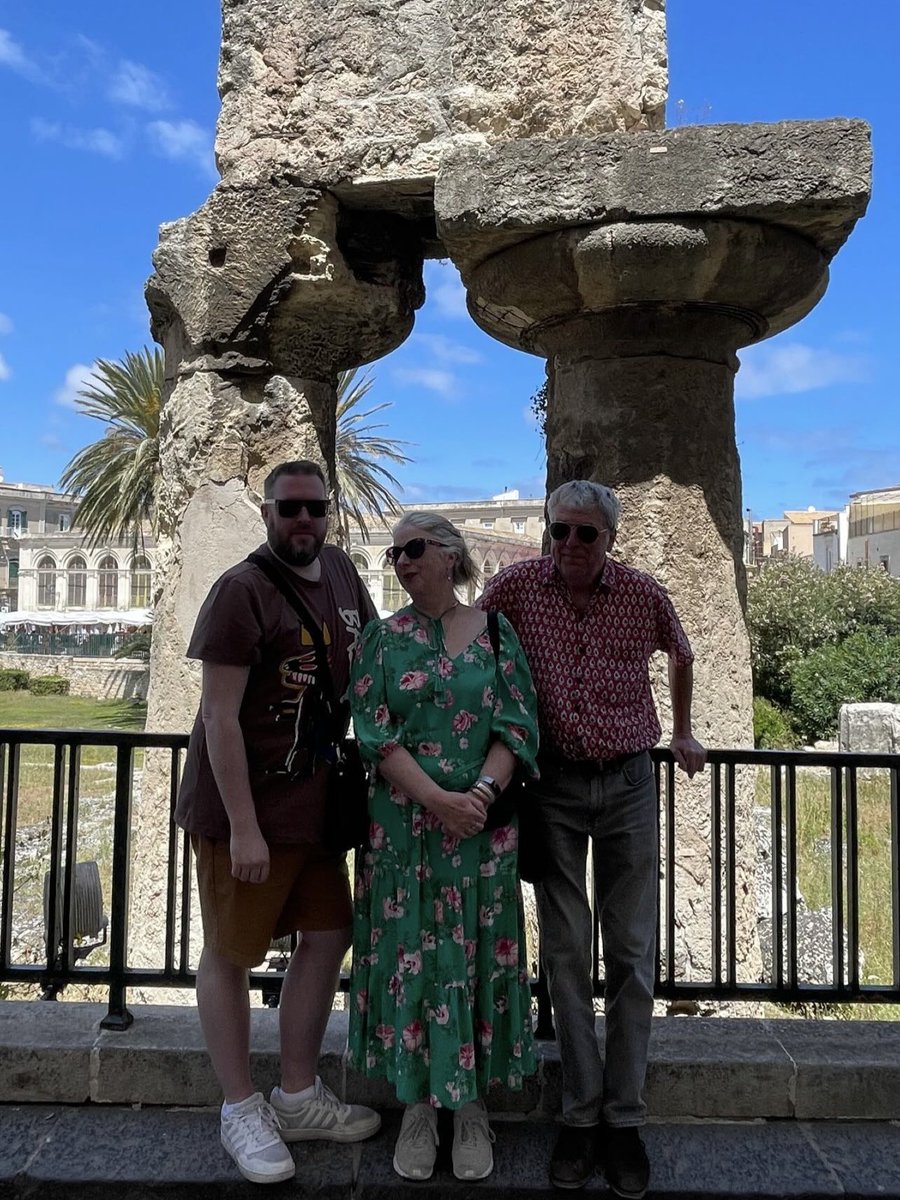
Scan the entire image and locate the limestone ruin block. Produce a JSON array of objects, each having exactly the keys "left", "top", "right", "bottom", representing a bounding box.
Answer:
[
  {"left": 435, "top": 119, "right": 873, "bottom": 276},
  {"left": 839, "top": 703, "right": 900, "bottom": 754},
  {"left": 215, "top": 0, "right": 667, "bottom": 186}
]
